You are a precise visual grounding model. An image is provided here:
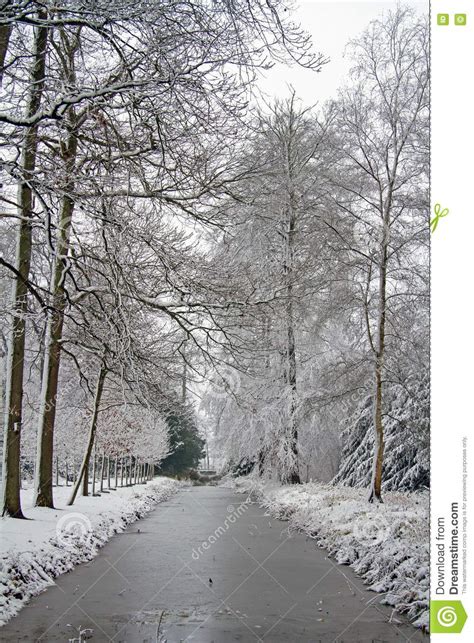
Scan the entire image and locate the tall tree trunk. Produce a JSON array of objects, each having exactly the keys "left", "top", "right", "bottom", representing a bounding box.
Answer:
[
  {"left": 99, "top": 454, "right": 105, "bottom": 492},
  {"left": 34, "top": 35, "right": 79, "bottom": 507},
  {"left": 91, "top": 448, "right": 97, "bottom": 496},
  {"left": 282, "top": 124, "right": 300, "bottom": 485},
  {"left": 368, "top": 207, "right": 390, "bottom": 503},
  {"left": 1, "top": 15, "right": 48, "bottom": 518},
  {"left": 182, "top": 344, "right": 187, "bottom": 403},
  {"left": 286, "top": 291, "right": 300, "bottom": 484},
  {"left": 133, "top": 458, "right": 138, "bottom": 485},
  {"left": 0, "top": 23, "right": 12, "bottom": 86},
  {"left": 68, "top": 364, "right": 107, "bottom": 506},
  {"left": 82, "top": 458, "right": 89, "bottom": 496}
]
